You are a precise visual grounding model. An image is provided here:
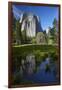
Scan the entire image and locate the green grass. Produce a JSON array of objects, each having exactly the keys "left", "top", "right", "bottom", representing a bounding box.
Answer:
[{"left": 13, "top": 44, "right": 58, "bottom": 57}]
